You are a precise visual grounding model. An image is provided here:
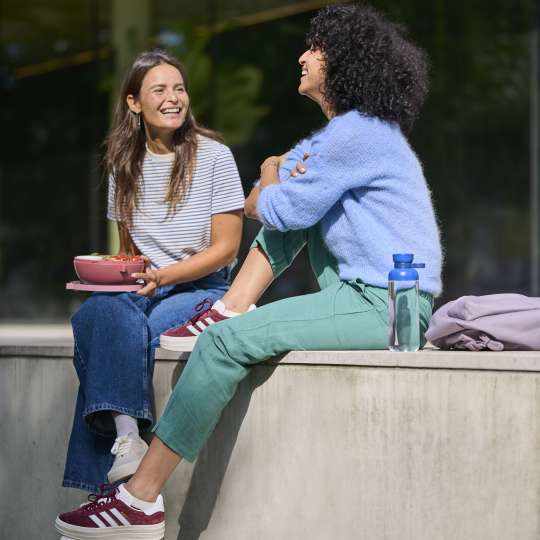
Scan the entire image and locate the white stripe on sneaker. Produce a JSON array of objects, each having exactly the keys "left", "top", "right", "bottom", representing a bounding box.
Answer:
[
  {"left": 195, "top": 320, "right": 209, "bottom": 331},
  {"left": 99, "top": 511, "right": 119, "bottom": 527},
  {"left": 205, "top": 317, "right": 216, "bottom": 325},
  {"left": 89, "top": 514, "right": 107, "bottom": 527},
  {"left": 186, "top": 325, "right": 201, "bottom": 335},
  {"left": 110, "top": 507, "right": 132, "bottom": 526}
]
